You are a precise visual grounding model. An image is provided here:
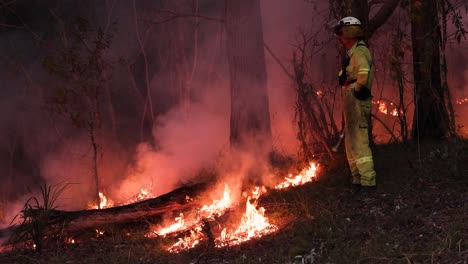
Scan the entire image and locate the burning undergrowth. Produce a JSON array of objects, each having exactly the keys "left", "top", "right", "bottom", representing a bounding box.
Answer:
[
  {"left": 1, "top": 161, "right": 318, "bottom": 254},
  {"left": 87, "top": 162, "right": 318, "bottom": 253},
  {"left": 145, "top": 162, "right": 318, "bottom": 253}
]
